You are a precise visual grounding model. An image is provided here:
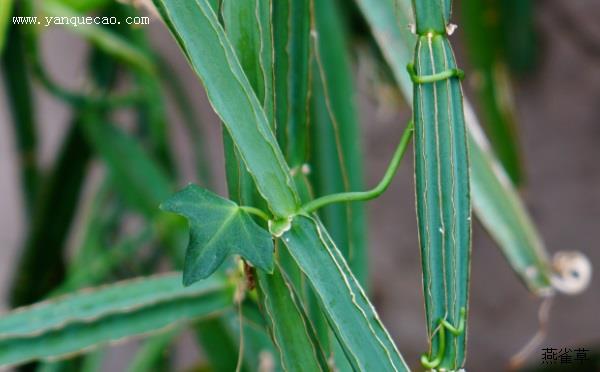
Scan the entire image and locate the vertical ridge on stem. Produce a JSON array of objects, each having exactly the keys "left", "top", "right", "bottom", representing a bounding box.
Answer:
[{"left": 412, "top": 6, "right": 471, "bottom": 368}]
